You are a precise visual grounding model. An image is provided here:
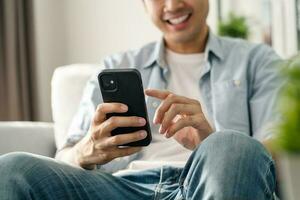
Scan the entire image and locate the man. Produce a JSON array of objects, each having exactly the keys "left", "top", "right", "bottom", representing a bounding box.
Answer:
[{"left": 0, "top": 0, "right": 282, "bottom": 199}]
